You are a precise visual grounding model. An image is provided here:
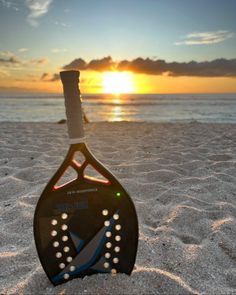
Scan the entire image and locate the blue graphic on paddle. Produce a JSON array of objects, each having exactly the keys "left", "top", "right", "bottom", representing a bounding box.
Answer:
[{"left": 52, "top": 215, "right": 115, "bottom": 284}]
